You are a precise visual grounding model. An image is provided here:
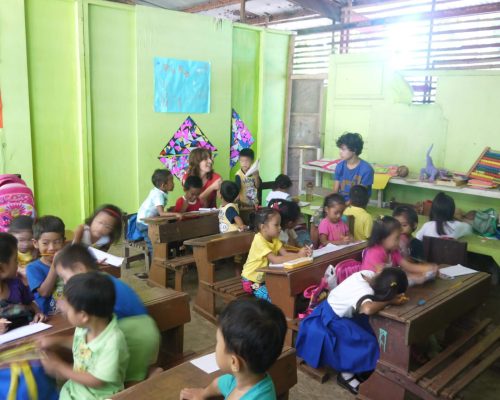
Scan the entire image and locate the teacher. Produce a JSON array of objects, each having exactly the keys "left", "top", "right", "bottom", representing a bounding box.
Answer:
[{"left": 182, "top": 148, "right": 222, "bottom": 208}]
